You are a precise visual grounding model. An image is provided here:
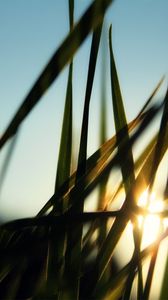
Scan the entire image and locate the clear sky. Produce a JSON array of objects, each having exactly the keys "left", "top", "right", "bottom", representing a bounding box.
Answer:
[{"left": 0, "top": 0, "right": 168, "bottom": 219}]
